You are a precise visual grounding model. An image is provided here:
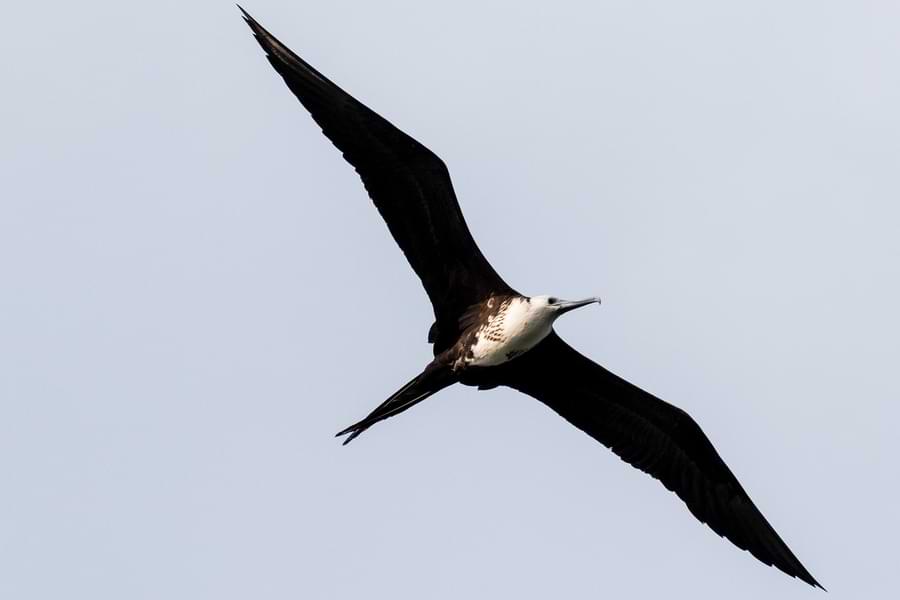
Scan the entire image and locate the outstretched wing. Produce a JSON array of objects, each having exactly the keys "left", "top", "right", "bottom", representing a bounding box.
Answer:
[
  {"left": 499, "top": 333, "right": 822, "bottom": 589},
  {"left": 240, "top": 8, "right": 514, "bottom": 351}
]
